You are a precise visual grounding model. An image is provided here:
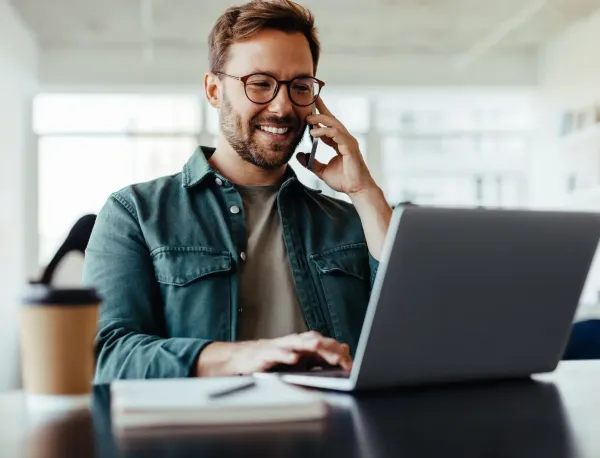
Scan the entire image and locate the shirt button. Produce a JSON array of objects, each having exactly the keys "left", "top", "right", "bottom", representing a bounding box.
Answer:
[
  {"left": 230, "top": 205, "right": 240, "bottom": 214},
  {"left": 240, "top": 252, "right": 247, "bottom": 261},
  {"left": 215, "top": 178, "right": 223, "bottom": 186}
]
